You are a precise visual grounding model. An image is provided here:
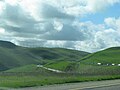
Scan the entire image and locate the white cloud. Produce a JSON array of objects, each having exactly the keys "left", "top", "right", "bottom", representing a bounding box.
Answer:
[
  {"left": 0, "top": 27, "right": 5, "bottom": 34},
  {"left": 16, "top": 17, "right": 120, "bottom": 52},
  {"left": 0, "top": 0, "right": 120, "bottom": 52},
  {"left": 86, "top": 0, "right": 120, "bottom": 13},
  {"left": 0, "top": 1, "right": 5, "bottom": 14},
  {"left": 53, "top": 19, "right": 63, "bottom": 32},
  {"left": 5, "top": 0, "right": 18, "bottom": 6},
  {"left": 63, "top": 0, "right": 120, "bottom": 16},
  {"left": 105, "top": 17, "right": 120, "bottom": 30}
]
